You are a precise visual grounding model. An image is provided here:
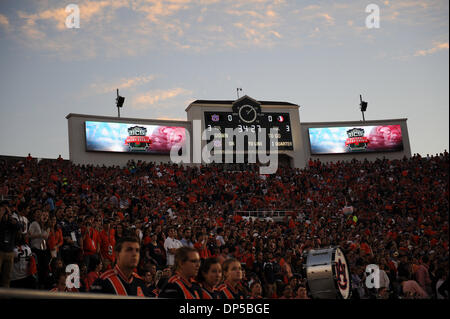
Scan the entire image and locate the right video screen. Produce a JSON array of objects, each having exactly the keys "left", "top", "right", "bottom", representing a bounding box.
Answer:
[{"left": 308, "top": 124, "right": 404, "bottom": 154}]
